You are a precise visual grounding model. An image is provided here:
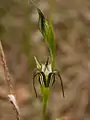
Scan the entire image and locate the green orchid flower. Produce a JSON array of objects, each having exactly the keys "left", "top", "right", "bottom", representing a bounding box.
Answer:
[{"left": 33, "top": 57, "right": 64, "bottom": 98}]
